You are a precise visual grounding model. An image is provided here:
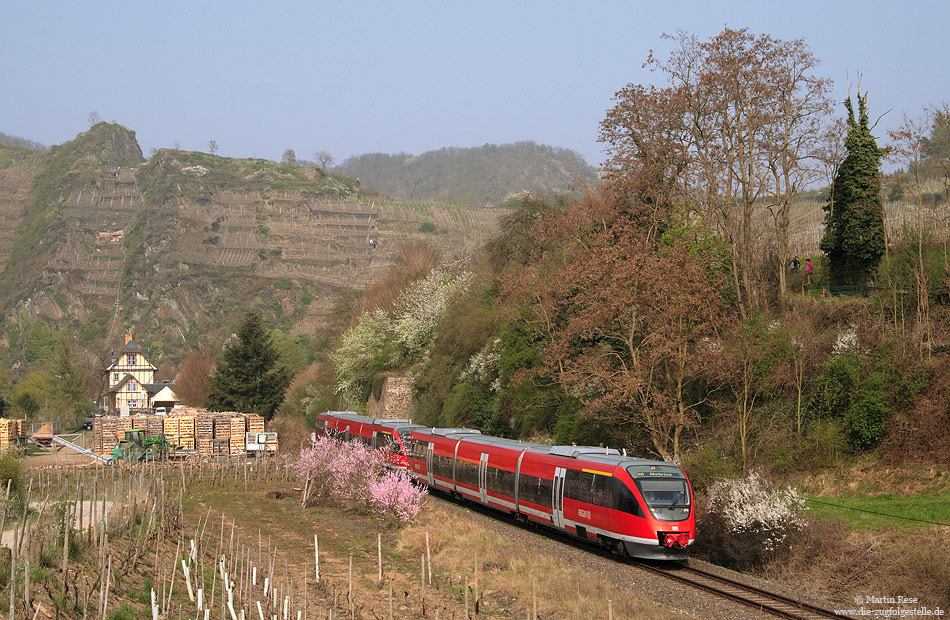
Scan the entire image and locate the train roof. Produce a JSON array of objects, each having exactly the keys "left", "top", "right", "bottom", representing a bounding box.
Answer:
[
  {"left": 372, "top": 420, "right": 684, "bottom": 473},
  {"left": 319, "top": 411, "right": 411, "bottom": 426}
]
